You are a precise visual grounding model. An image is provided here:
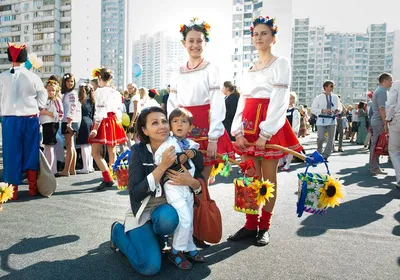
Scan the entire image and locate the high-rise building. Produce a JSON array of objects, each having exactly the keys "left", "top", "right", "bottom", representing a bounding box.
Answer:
[
  {"left": 132, "top": 31, "right": 184, "bottom": 90},
  {"left": 0, "top": 0, "right": 101, "bottom": 82},
  {"left": 385, "top": 30, "right": 400, "bottom": 80},
  {"left": 291, "top": 18, "right": 400, "bottom": 106},
  {"left": 231, "top": 0, "right": 293, "bottom": 85},
  {"left": 367, "top": 23, "right": 387, "bottom": 91},
  {"left": 101, "top": 0, "right": 132, "bottom": 90}
]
